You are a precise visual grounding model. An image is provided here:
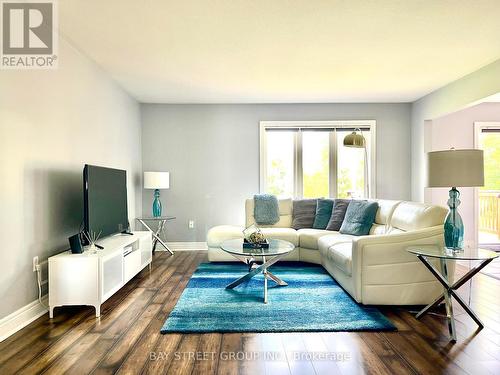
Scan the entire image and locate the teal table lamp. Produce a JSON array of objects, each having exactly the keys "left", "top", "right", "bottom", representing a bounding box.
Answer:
[
  {"left": 144, "top": 171, "right": 170, "bottom": 217},
  {"left": 427, "top": 149, "right": 484, "bottom": 250}
]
